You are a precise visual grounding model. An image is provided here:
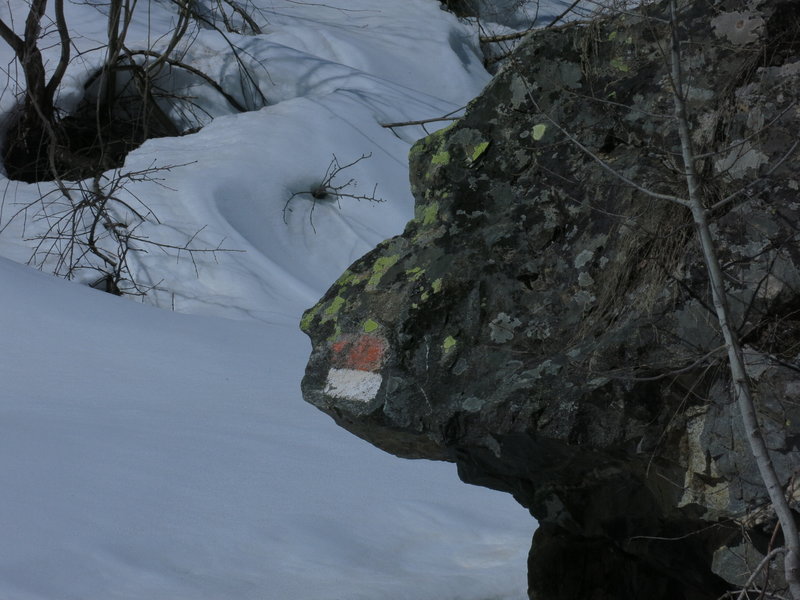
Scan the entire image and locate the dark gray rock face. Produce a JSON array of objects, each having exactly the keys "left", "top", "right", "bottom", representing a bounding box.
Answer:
[{"left": 301, "top": 1, "right": 800, "bottom": 598}]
